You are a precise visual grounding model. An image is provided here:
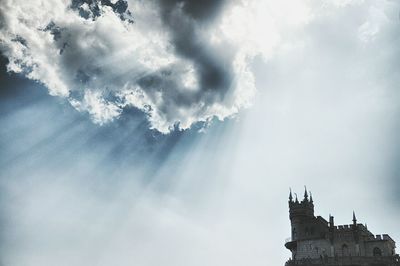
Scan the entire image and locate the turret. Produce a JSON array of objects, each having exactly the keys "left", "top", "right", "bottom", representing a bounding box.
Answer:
[
  {"left": 288, "top": 187, "right": 315, "bottom": 241},
  {"left": 289, "top": 187, "right": 314, "bottom": 220}
]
